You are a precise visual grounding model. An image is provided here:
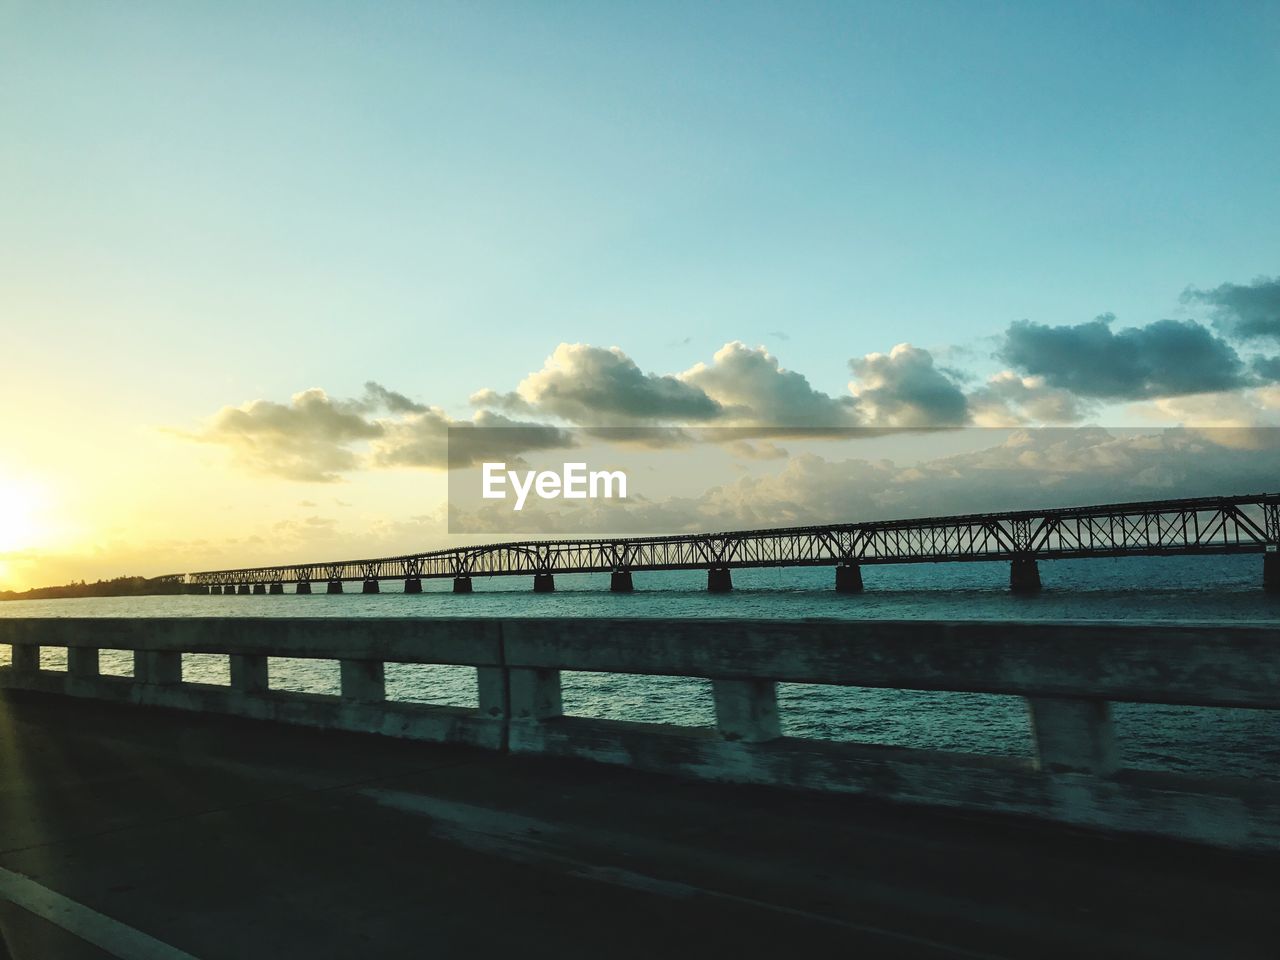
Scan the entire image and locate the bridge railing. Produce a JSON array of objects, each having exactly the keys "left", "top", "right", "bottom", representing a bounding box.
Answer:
[{"left": 1, "top": 617, "right": 1278, "bottom": 852}]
